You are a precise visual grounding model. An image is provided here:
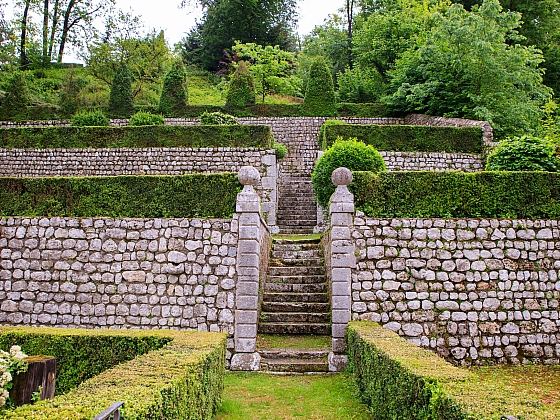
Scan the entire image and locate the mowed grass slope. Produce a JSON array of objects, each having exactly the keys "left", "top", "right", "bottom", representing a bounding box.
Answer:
[{"left": 216, "top": 372, "right": 370, "bottom": 420}]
